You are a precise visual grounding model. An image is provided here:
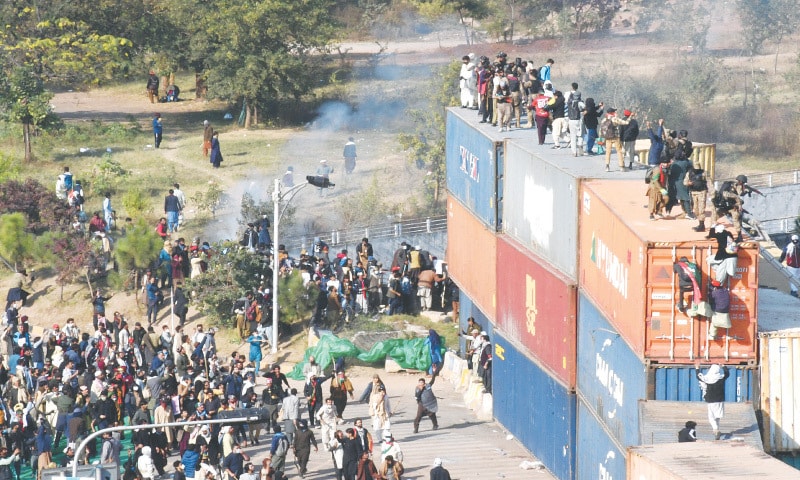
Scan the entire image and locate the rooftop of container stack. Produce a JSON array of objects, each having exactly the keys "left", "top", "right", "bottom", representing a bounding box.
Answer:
[
  {"left": 448, "top": 107, "right": 640, "bottom": 179},
  {"left": 583, "top": 179, "right": 756, "bottom": 245}
]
